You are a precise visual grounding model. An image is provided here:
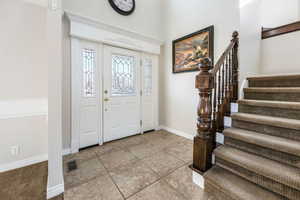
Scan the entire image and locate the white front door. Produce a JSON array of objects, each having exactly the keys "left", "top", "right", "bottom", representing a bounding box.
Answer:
[{"left": 103, "top": 46, "right": 141, "bottom": 142}]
